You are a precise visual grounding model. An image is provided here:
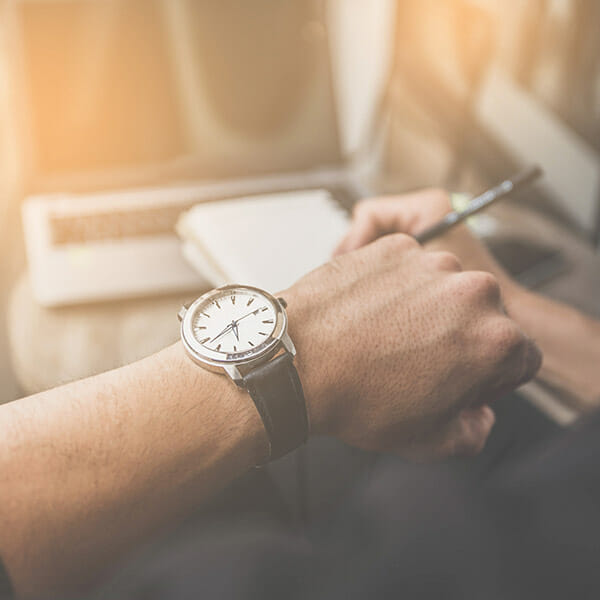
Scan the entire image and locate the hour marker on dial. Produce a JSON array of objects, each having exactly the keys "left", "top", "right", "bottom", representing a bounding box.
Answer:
[{"left": 189, "top": 288, "right": 279, "bottom": 360}]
